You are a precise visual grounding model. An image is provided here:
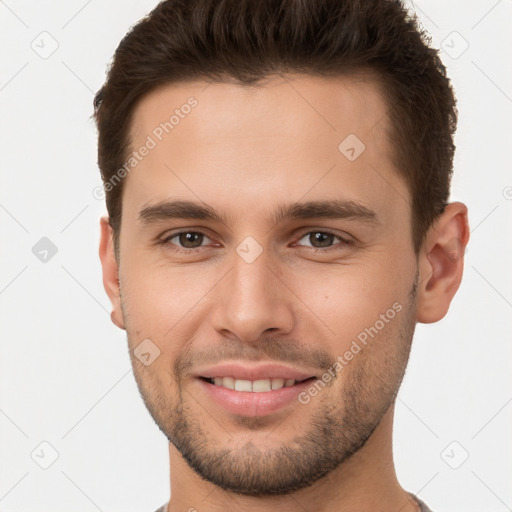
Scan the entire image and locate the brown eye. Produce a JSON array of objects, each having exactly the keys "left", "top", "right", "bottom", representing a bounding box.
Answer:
[
  {"left": 177, "top": 232, "right": 205, "bottom": 248},
  {"left": 162, "top": 230, "right": 211, "bottom": 250},
  {"left": 309, "top": 232, "right": 335, "bottom": 248},
  {"left": 296, "top": 231, "right": 351, "bottom": 251}
]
